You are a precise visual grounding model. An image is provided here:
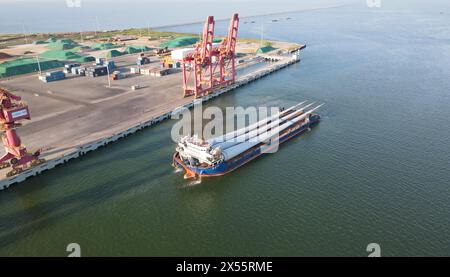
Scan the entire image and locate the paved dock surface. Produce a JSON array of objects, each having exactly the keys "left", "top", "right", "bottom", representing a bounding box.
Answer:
[{"left": 0, "top": 52, "right": 298, "bottom": 185}]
